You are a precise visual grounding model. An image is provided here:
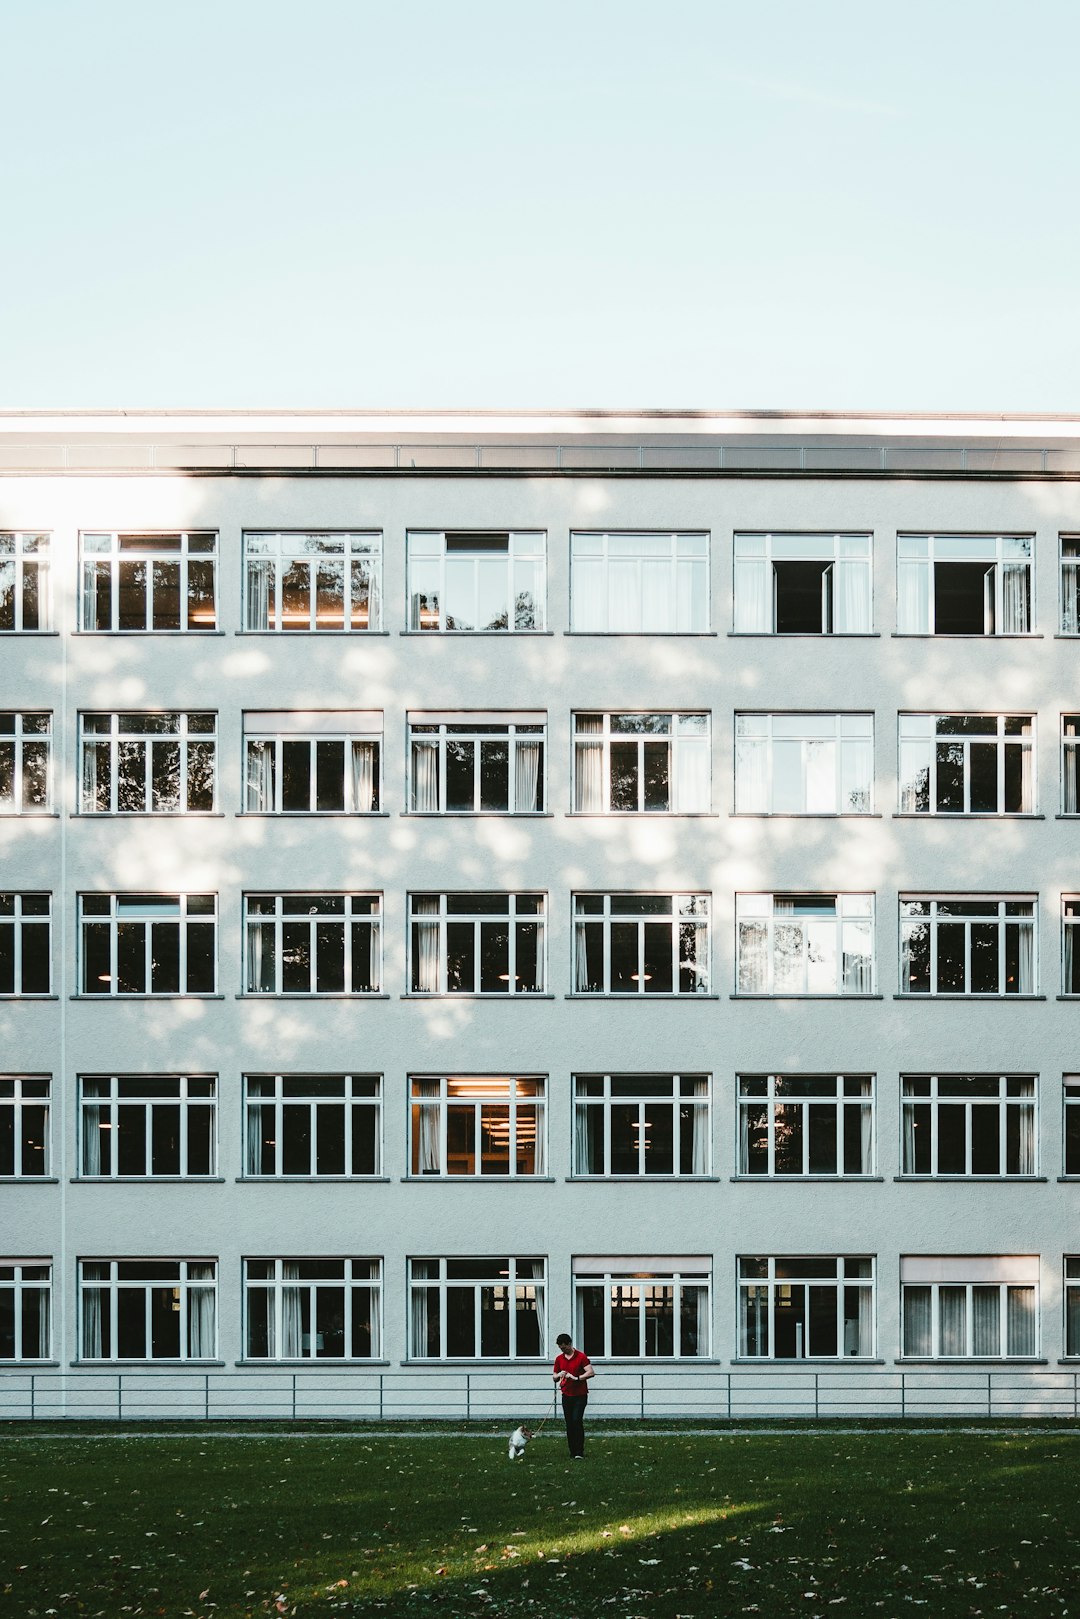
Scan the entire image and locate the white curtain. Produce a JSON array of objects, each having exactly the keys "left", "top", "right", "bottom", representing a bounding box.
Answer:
[
  {"left": 971, "top": 1286, "right": 999, "bottom": 1356},
  {"left": 902, "top": 1285, "right": 931, "bottom": 1355},
  {"left": 1064, "top": 561, "right": 1080, "bottom": 635},
  {"left": 897, "top": 559, "right": 930, "bottom": 633},
  {"left": 531, "top": 1102, "right": 546, "bottom": 1175},
  {"left": 574, "top": 920, "right": 592, "bottom": 992},
  {"left": 1066, "top": 744, "right": 1079, "bottom": 815},
  {"left": 245, "top": 1099, "right": 265, "bottom": 1174},
  {"left": 842, "top": 738, "right": 874, "bottom": 814},
  {"left": 81, "top": 1285, "right": 103, "bottom": 1358},
  {"left": 32, "top": 1286, "right": 50, "bottom": 1358},
  {"left": 835, "top": 559, "right": 870, "bottom": 632},
  {"left": 734, "top": 558, "right": 769, "bottom": 632},
  {"left": 806, "top": 740, "right": 835, "bottom": 813},
  {"left": 735, "top": 737, "right": 768, "bottom": 813},
  {"left": 1066, "top": 919, "right": 1078, "bottom": 995},
  {"left": 246, "top": 559, "right": 272, "bottom": 629},
  {"left": 413, "top": 898, "right": 441, "bottom": 992},
  {"left": 857, "top": 1284, "right": 873, "bottom": 1355},
  {"left": 1020, "top": 736, "right": 1033, "bottom": 813},
  {"left": 691, "top": 1079, "right": 709, "bottom": 1175},
  {"left": 902, "top": 1101, "right": 916, "bottom": 1173},
  {"left": 81, "top": 561, "right": 107, "bottom": 631},
  {"left": 351, "top": 741, "right": 377, "bottom": 812},
  {"left": 82, "top": 740, "right": 102, "bottom": 812},
  {"left": 574, "top": 1100, "right": 596, "bottom": 1174},
  {"left": 415, "top": 1080, "right": 441, "bottom": 1172},
  {"left": 1007, "top": 1286, "right": 1036, "bottom": 1355},
  {"left": 282, "top": 1263, "right": 303, "bottom": 1358},
  {"left": 246, "top": 920, "right": 273, "bottom": 993},
  {"left": 843, "top": 921, "right": 873, "bottom": 994},
  {"left": 187, "top": 1269, "right": 216, "bottom": 1359},
  {"left": 366, "top": 1283, "right": 382, "bottom": 1358},
  {"left": 939, "top": 1287, "right": 966, "bottom": 1356},
  {"left": 1001, "top": 564, "right": 1030, "bottom": 634},
  {"left": 609, "top": 558, "right": 642, "bottom": 631},
  {"left": 676, "top": 735, "right": 709, "bottom": 813},
  {"left": 245, "top": 741, "right": 275, "bottom": 812},
  {"left": 410, "top": 1283, "right": 430, "bottom": 1359},
  {"left": 574, "top": 719, "right": 604, "bottom": 812},
  {"left": 514, "top": 739, "right": 541, "bottom": 813},
  {"left": 411, "top": 741, "right": 439, "bottom": 812},
  {"left": 82, "top": 1104, "right": 103, "bottom": 1176},
  {"left": 688, "top": 1283, "right": 709, "bottom": 1356},
  {"left": 535, "top": 1282, "right": 547, "bottom": 1357},
  {"left": 859, "top": 1083, "right": 872, "bottom": 1174},
  {"left": 1017, "top": 1098, "right": 1035, "bottom": 1174},
  {"left": 1018, "top": 921, "right": 1035, "bottom": 993}
]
